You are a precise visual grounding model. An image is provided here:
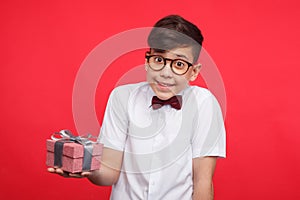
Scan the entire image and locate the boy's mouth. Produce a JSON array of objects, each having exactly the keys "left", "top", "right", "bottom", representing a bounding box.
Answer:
[{"left": 156, "top": 81, "right": 175, "bottom": 89}]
